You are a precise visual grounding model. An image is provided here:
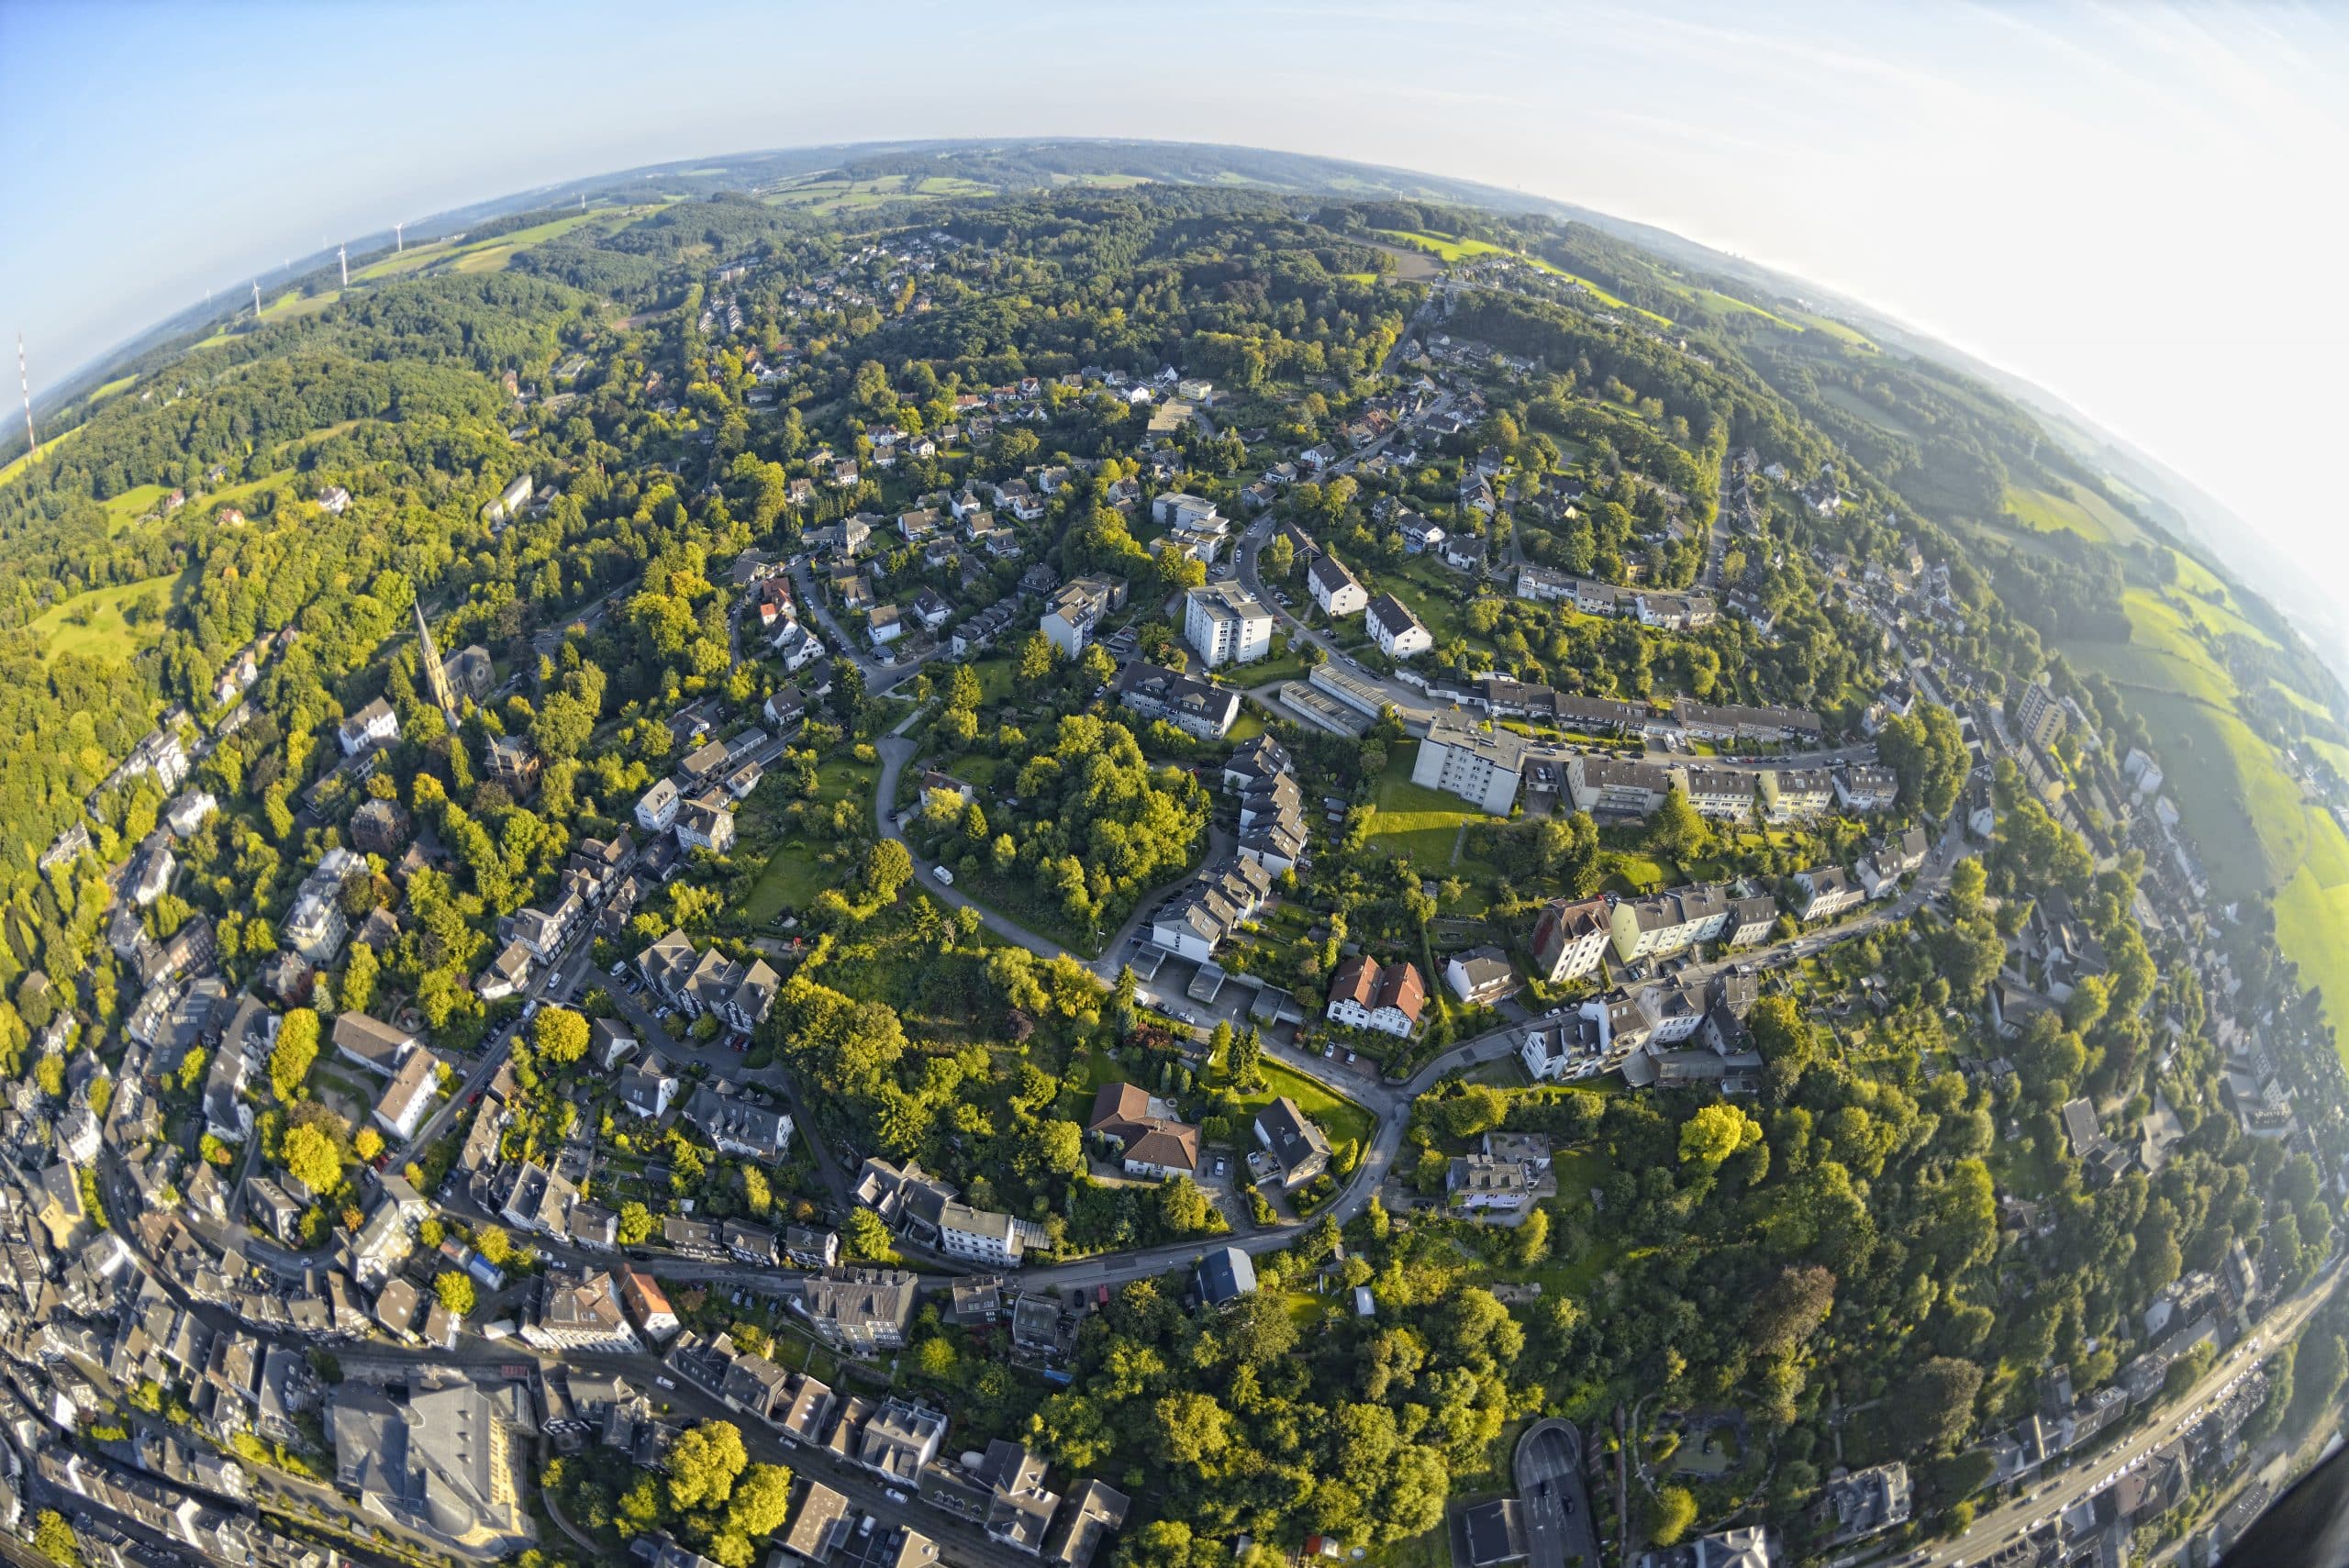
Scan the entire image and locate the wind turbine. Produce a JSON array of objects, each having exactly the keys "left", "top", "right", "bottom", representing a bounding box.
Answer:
[
  {"left": 339, "top": 243, "right": 348, "bottom": 288},
  {"left": 252, "top": 281, "right": 262, "bottom": 317},
  {"left": 395, "top": 220, "right": 405, "bottom": 253}
]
